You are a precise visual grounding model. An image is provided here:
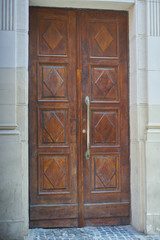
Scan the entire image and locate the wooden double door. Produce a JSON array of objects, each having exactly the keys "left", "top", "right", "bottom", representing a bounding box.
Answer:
[{"left": 29, "top": 8, "right": 129, "bottom": 228}]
